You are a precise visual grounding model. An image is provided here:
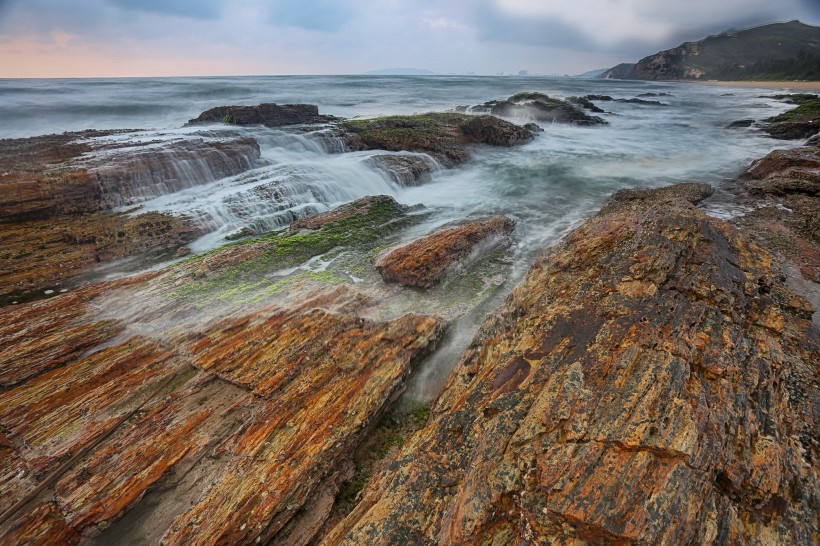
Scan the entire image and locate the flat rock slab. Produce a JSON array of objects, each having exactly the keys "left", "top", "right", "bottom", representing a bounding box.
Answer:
[
  {"left": 323, "top": 185, "right": 819, "bottom": 545},
  {"left": 376, "top": 216, "right": 515, "bottom": 288},
  {"left": 0, "top": 275, "right": 443, "bottom": 545}
]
